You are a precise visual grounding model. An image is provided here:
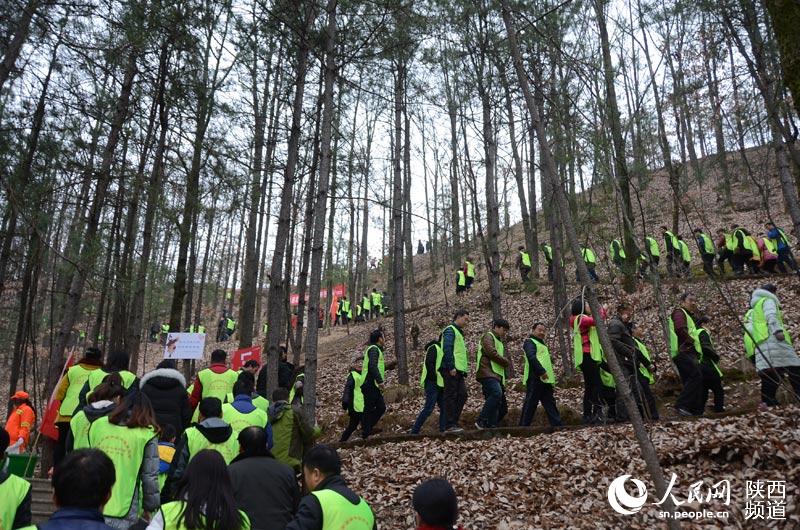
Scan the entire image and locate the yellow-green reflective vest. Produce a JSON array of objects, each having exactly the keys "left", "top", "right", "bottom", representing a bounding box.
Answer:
[
  {"left": 633, "top": 338, "right": 654, "bottom": 385},
  {"left": 419, "top": 343, "right": 444, "bottom": 388},
  {"left": 476, "top": 332, "right": 506, "bottom": 384},
  {"left": 184, "top": 425, "right": 238, "bottom": 464},
  {"left": 724, "top": 232, "right": 735, "bottom": 250},
  {"left": 289, "top": 374, "right": 305, "bottom": 405},
  {"left": 225, "top": 393, "right": 269, "bottom": 414},
  {"left": 0, "top": 472, "right": 30, "bottom": 530},
  {"left": 310, "top": 489, "right": 375, "bottom": 530},
  {"left": 763, "top": 237, "right": 777, "bottom": 254},
  {"left": 732, "top": 229, "right": 747, "bottom": 250},
  {"left": 750, "top": 296, "right": 793, "bottom": 347},
  {"left": 88, "top": 369, "right": 137, "bottom": 393},
  {"left": 88, "top": 416, "right": 156, "bottom": 518},
  {"left": 158, "top": 500, "right": 251, "bottom": 530},
  {"left": 664, "top": 230, "right": 678, "bottom": 251},
  {"left": 351, "top": 371, "right": 365, "bottom": 413},
  {"left": 610, "top": 240, "right": 625, "bottom": 260},
  {"left": 370, "top": 292, "right": 382, "bottom": 307},
  {"left": 361, "top": 345, "right": 385, "bottom": 386},
  {"left": 572, "top": 316, "right": 614, "bottom": 387},
  {"left": 581, "top": 247, "right": 596, "bottom": 265},
  {"left": 745, "top": 235, "right": 761, "bottom": 261},
  {"left": 695, "top": 328, "right": 723, "bottom": 377},
  {"left": 161, "top": 324, "right": 170, "bottom": 333},
  {"left": 646, "top": 237, "right": 660, "bottom": 257},
  {"left": 69, "top": 410, "right": 96, "bottom": 450},
  {"left": 542, "top": 244, "right": 553, "bottom": 263},
  {"left": 197, "top": 368, "right": 238, "bottom": 402},
  {"left": 262, "top": 323, "right": 269, "bottom": 335},
  {"left": 356, "top": 304, "right": 362, "bottom": 317},
  {"left": 679, "top": 240, "right": 691, "bottom": 262},
  {"left": 465, "top": 261, "right": 475, "bottom": 278},
  {"left": 456, "top": 270, "right": 466, "bottom": 286},
  {"left": 523, "top": 337, "right": 555, "bottom": 385},
  {"left": 698, "top": 233, "right": 714, "bottom": 255},
  {"left": 442, "top": 324, "right": 468, "bottom": 373},
  {"left": 743, "top": 309, "right": 756, "bottom": 360},
  {"left": 226, "top": 318, "right": 236, "bottom": 331},
  {"left": 362, "top": 296, "right": 371, "bottom": 310},
  {"left": 221, "top": 403, "right": 268, "bottom": 435},
  {"left": 188, "top": 325, "right": 196, "bottom": 333},
  {"left": 520, "top": 251, "right": 531, "bottom": 267},
  {"left": 198, "top": 325, "right": 206, "bottom": 334},
  {"left": 668, "top": 308, "right": 702, "bottom": 358},
  {"left": 60, "top": 365, "right": 96, "bottom": 416}
]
